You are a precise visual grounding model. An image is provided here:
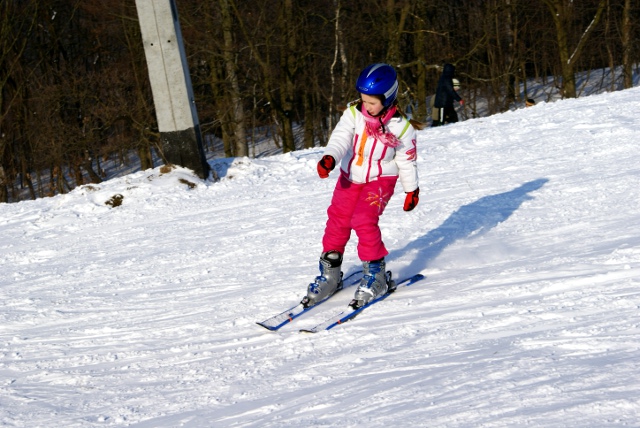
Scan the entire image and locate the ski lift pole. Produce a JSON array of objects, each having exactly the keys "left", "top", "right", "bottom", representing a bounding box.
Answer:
[{"left": 135, "top": 0, "right": 210, "bottom": 179}]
